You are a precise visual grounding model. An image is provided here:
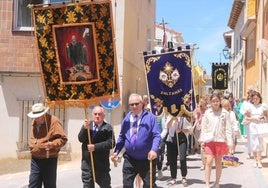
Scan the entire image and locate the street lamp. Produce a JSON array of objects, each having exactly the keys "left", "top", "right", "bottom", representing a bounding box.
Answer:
[{"left": 222, "top": 46, "right": 232, "bottom": 59}]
